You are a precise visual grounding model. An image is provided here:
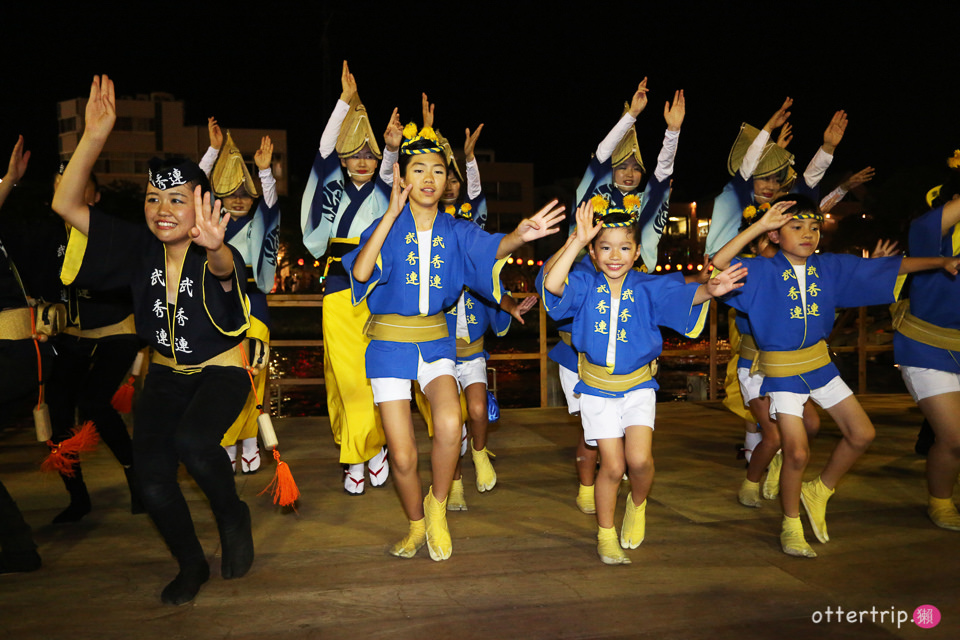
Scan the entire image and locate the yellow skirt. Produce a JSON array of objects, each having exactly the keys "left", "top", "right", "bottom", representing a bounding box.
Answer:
[
  {"left": 721, "top": 309, "right": 753, "bottom": 422},
  {"left": 221, "top": 315, "right": 270, "bottom": 447},
  {"left": 323, "top": 288, "right": 384, "bottom": 463}
]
